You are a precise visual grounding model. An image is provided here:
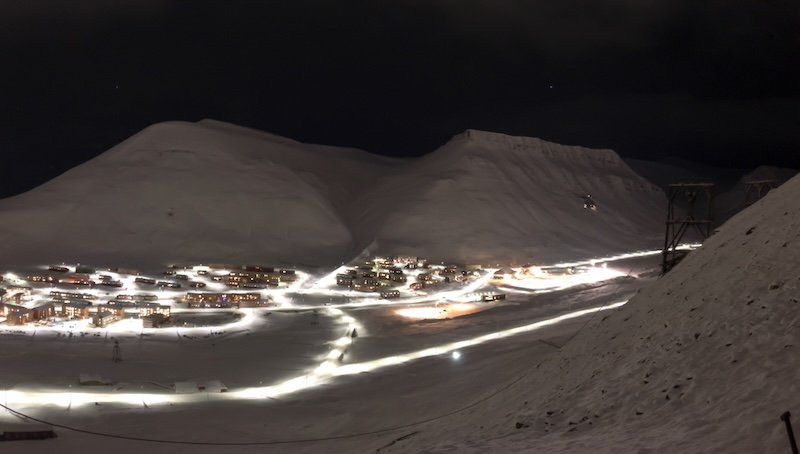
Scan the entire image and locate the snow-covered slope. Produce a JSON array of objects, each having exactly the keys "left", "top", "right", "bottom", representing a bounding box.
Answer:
[
  {"left": 386, "top": 173, "right": 800, "bottom": 453},
  {"left": 0, "top": 124, "right": 667, "bottom": 268},
  {"left": 354, "top": 130, "right": 665, "bottom": 264},
  {"left": 0, "top": 120, "right": 395, "bottom": 268}
]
